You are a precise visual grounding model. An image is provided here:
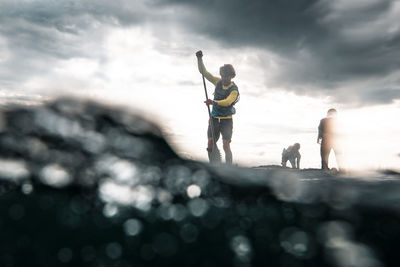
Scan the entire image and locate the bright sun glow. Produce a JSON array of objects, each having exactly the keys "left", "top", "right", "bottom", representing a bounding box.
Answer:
[{"left": 337, "top": 106, "right": 400, "bottom": 170}]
